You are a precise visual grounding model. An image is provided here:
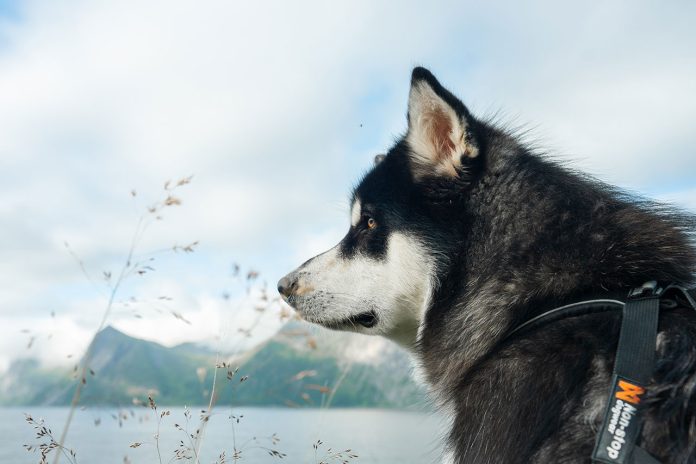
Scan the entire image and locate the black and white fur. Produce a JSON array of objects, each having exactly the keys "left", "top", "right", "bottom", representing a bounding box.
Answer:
[{"left": 278, "top": 67, "right": 696, "bottom": 463}]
